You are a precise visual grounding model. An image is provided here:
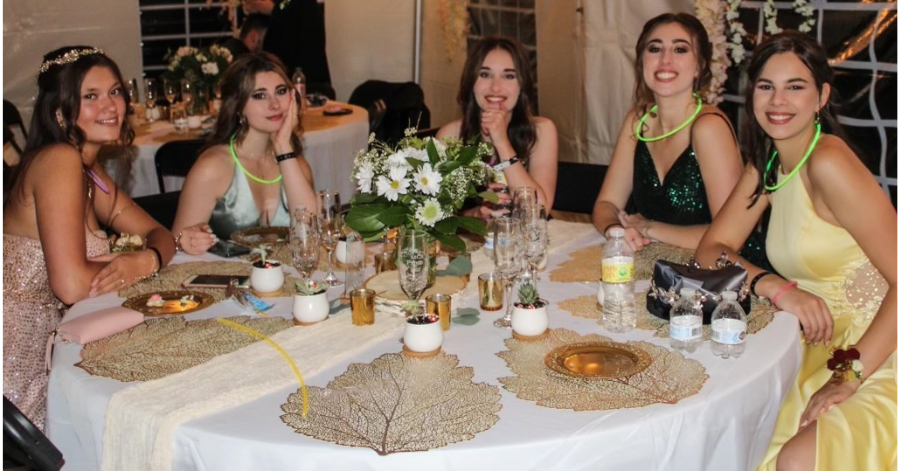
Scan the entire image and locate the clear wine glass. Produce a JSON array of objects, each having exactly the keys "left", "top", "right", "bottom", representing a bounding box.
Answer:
[
  {"left": 317, "top": 190, "right": 342, "bottom": 286},
  {"left": 163, "top": 80, "right": 178, "bottom": 113},
  {"left": 290, "top": 209, "right": 320, "bottom": 281},
  {"left": 180, "top": 79, "right": 194, "bottom": 115},
  {"left": 512, "top": 186, "right": 538, "bottom": 212},
  {"left": 492, "top": 216, "right": 523, "bottom": 328},
  {"left": 397, "top": 228, "right": 431, "bottom": 315},
  {"left": 143, "top": 78, "right": 157, "bottom": 122},
  {"left": 517, "top": 204, "right": 548, "bottom": 280},
  {"left": 127, "top": 78, "right": 140, "bottom": 104}
]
